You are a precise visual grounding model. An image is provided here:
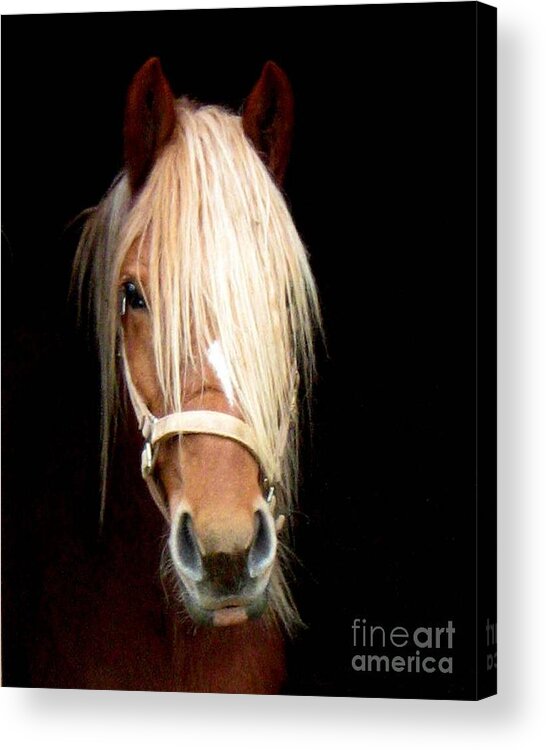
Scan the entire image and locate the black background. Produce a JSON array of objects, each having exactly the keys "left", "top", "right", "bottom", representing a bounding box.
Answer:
[{"left": 2, "top": 3, "right": 496, "bottom": 698}]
